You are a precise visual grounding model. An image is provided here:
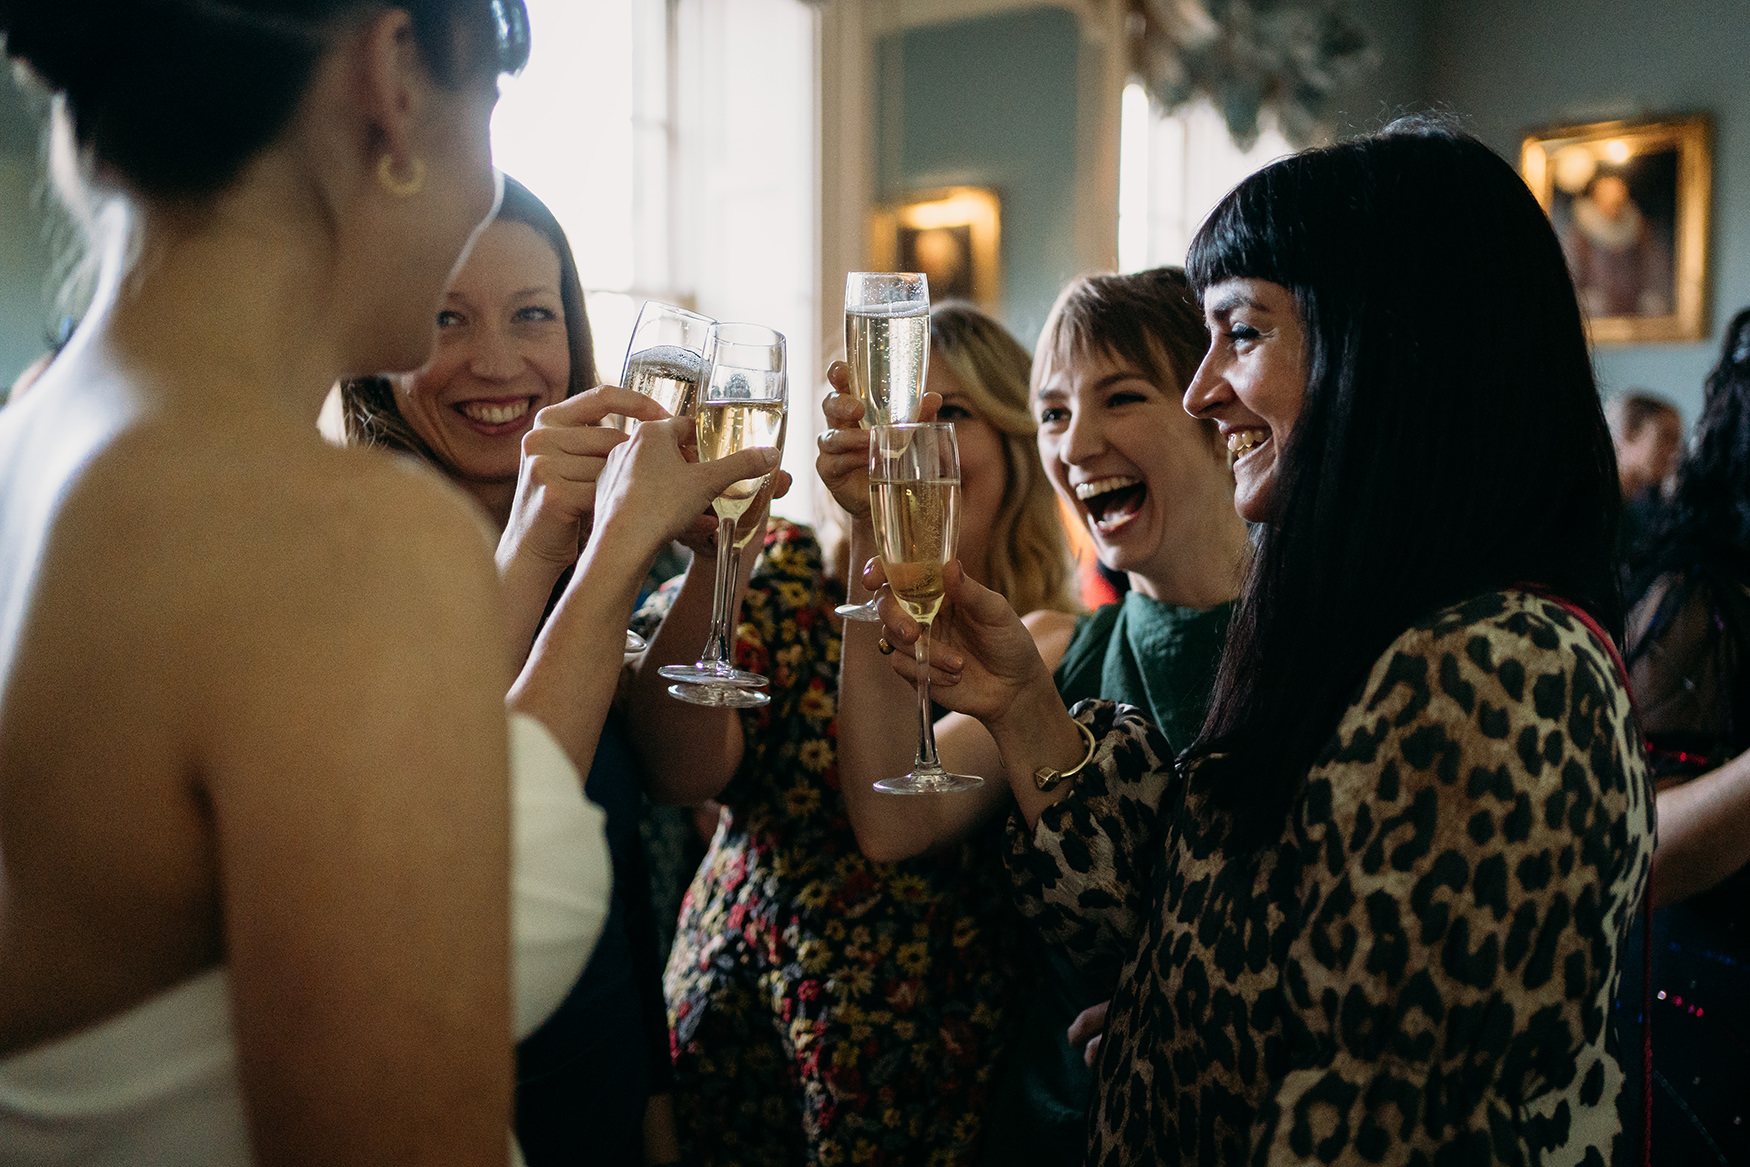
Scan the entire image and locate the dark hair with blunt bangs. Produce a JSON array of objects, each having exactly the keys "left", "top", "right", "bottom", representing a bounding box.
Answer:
[
  {"left": 341, "top": 174, "right": 596, "bottom": 462},
  {"left": 0, "top": 0, "right": 530, "bottom": 200},
  {"left": 1182, "top": 115, "right": 1621, "bottom": 850},
  {"left": 1034, "top": 266, "right": 1216, "bottom": 446}
]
